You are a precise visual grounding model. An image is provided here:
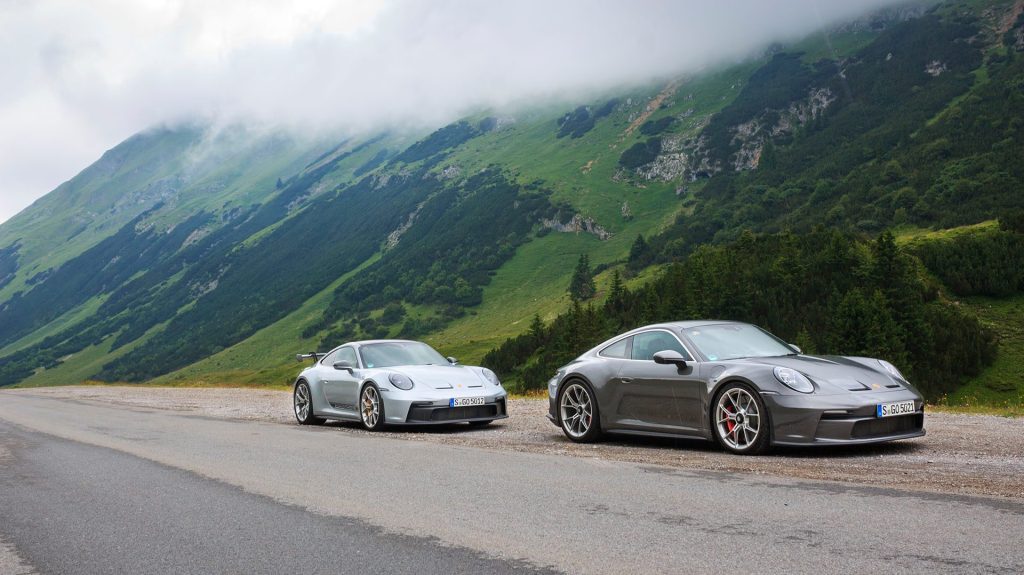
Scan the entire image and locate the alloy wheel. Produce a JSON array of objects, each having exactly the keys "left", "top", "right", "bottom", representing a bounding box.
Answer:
[
  {"left": 294, "top": 383, "right": 311, "bottom": 422},
  {"left": 716, "top": 387, "right": 761, "bottom": 451},
  {"left": 559, "top": 383, "right": 594, "bottom": 439},
  {"left": 361, "top": 386, "right": 380, "bottom": 428}
]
